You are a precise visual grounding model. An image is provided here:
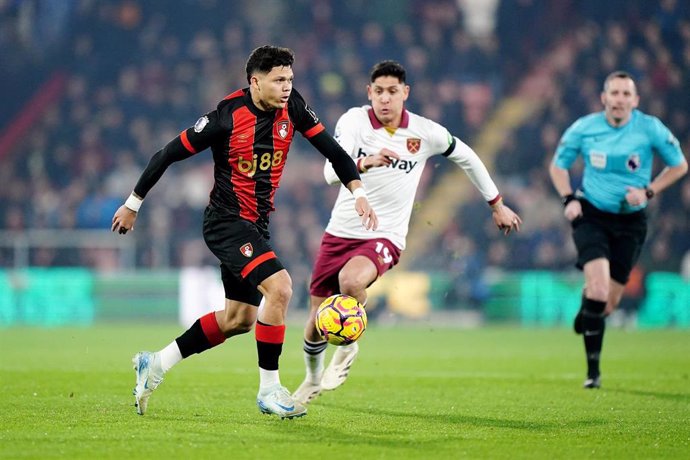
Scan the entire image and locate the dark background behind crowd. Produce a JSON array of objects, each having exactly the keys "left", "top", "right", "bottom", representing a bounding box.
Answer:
[{"left": 1, "top": 0, "right": 688, "bottom": 310}]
